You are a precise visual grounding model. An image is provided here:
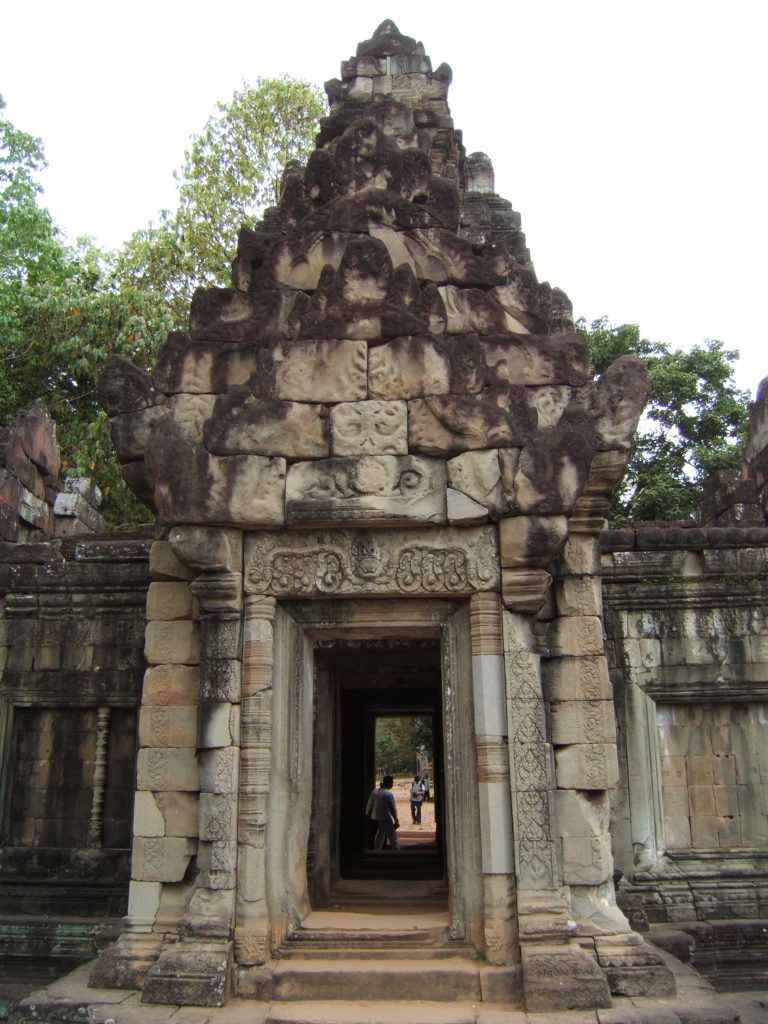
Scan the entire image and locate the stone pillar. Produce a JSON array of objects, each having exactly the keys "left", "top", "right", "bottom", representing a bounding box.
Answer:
[
  {"left": 469, "top": 592, "right": 517, "bottom": 966},
  {"left": 546, "top": 526, "right": 675, "bottom": 997},
  {"left": 141, "top": 526, "right": 243, "bottom": 1008},
  {"left": 234, "top": 594, "right": 275, "bottom": 967},
  {"left": 90, "top": 537, "right": 197, "bottom": 990},
  {"left": 503, "top": 607, "right": 611, "bottom": 1011}
]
